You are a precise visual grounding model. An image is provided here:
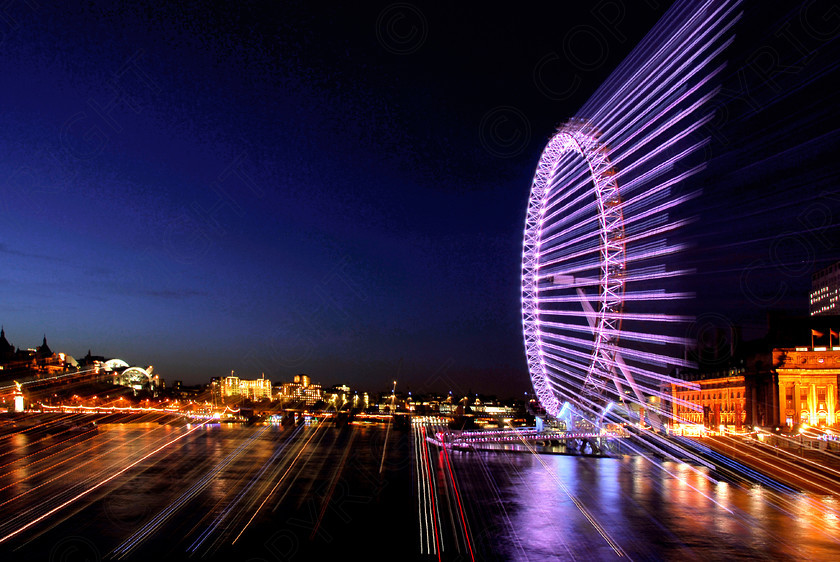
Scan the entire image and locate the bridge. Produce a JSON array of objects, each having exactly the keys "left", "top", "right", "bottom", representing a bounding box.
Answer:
[{"left": 423, "top": 422, "right": 630, "bottom": 456}]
